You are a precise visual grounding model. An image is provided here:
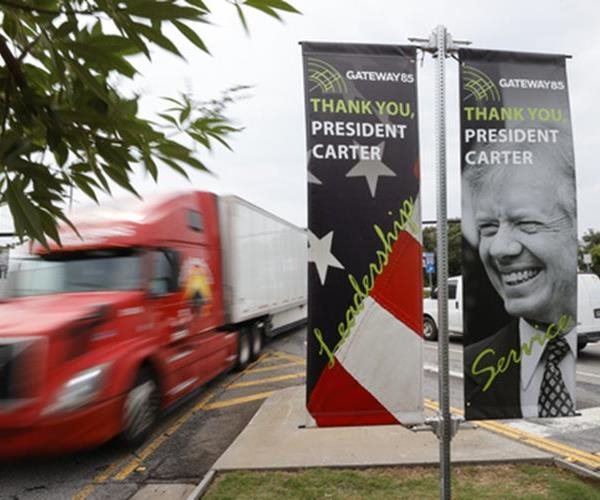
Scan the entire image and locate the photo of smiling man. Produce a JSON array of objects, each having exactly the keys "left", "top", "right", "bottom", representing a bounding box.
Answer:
[
  {"left": 463, "top": 139, "right": 578, "bottom": 420},
  {"left": 459, "top": 50, "right": 578, "bottom": 421}
]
